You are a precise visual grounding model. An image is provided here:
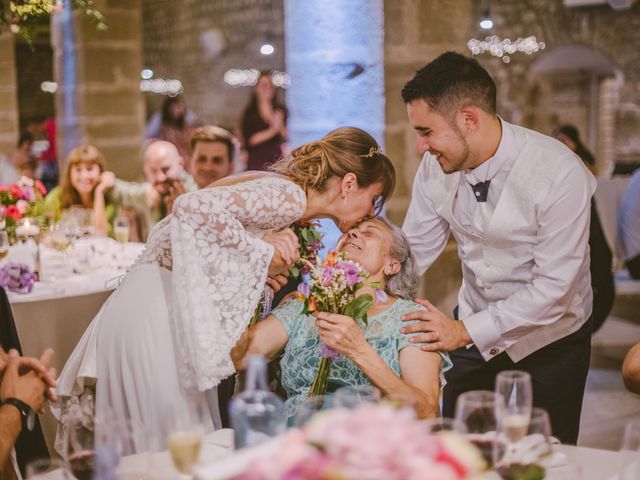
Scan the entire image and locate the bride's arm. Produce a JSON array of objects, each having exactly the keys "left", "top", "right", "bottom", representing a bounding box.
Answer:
[{"left": 231, "top": 316, "right": 288, "bottom": 370}]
